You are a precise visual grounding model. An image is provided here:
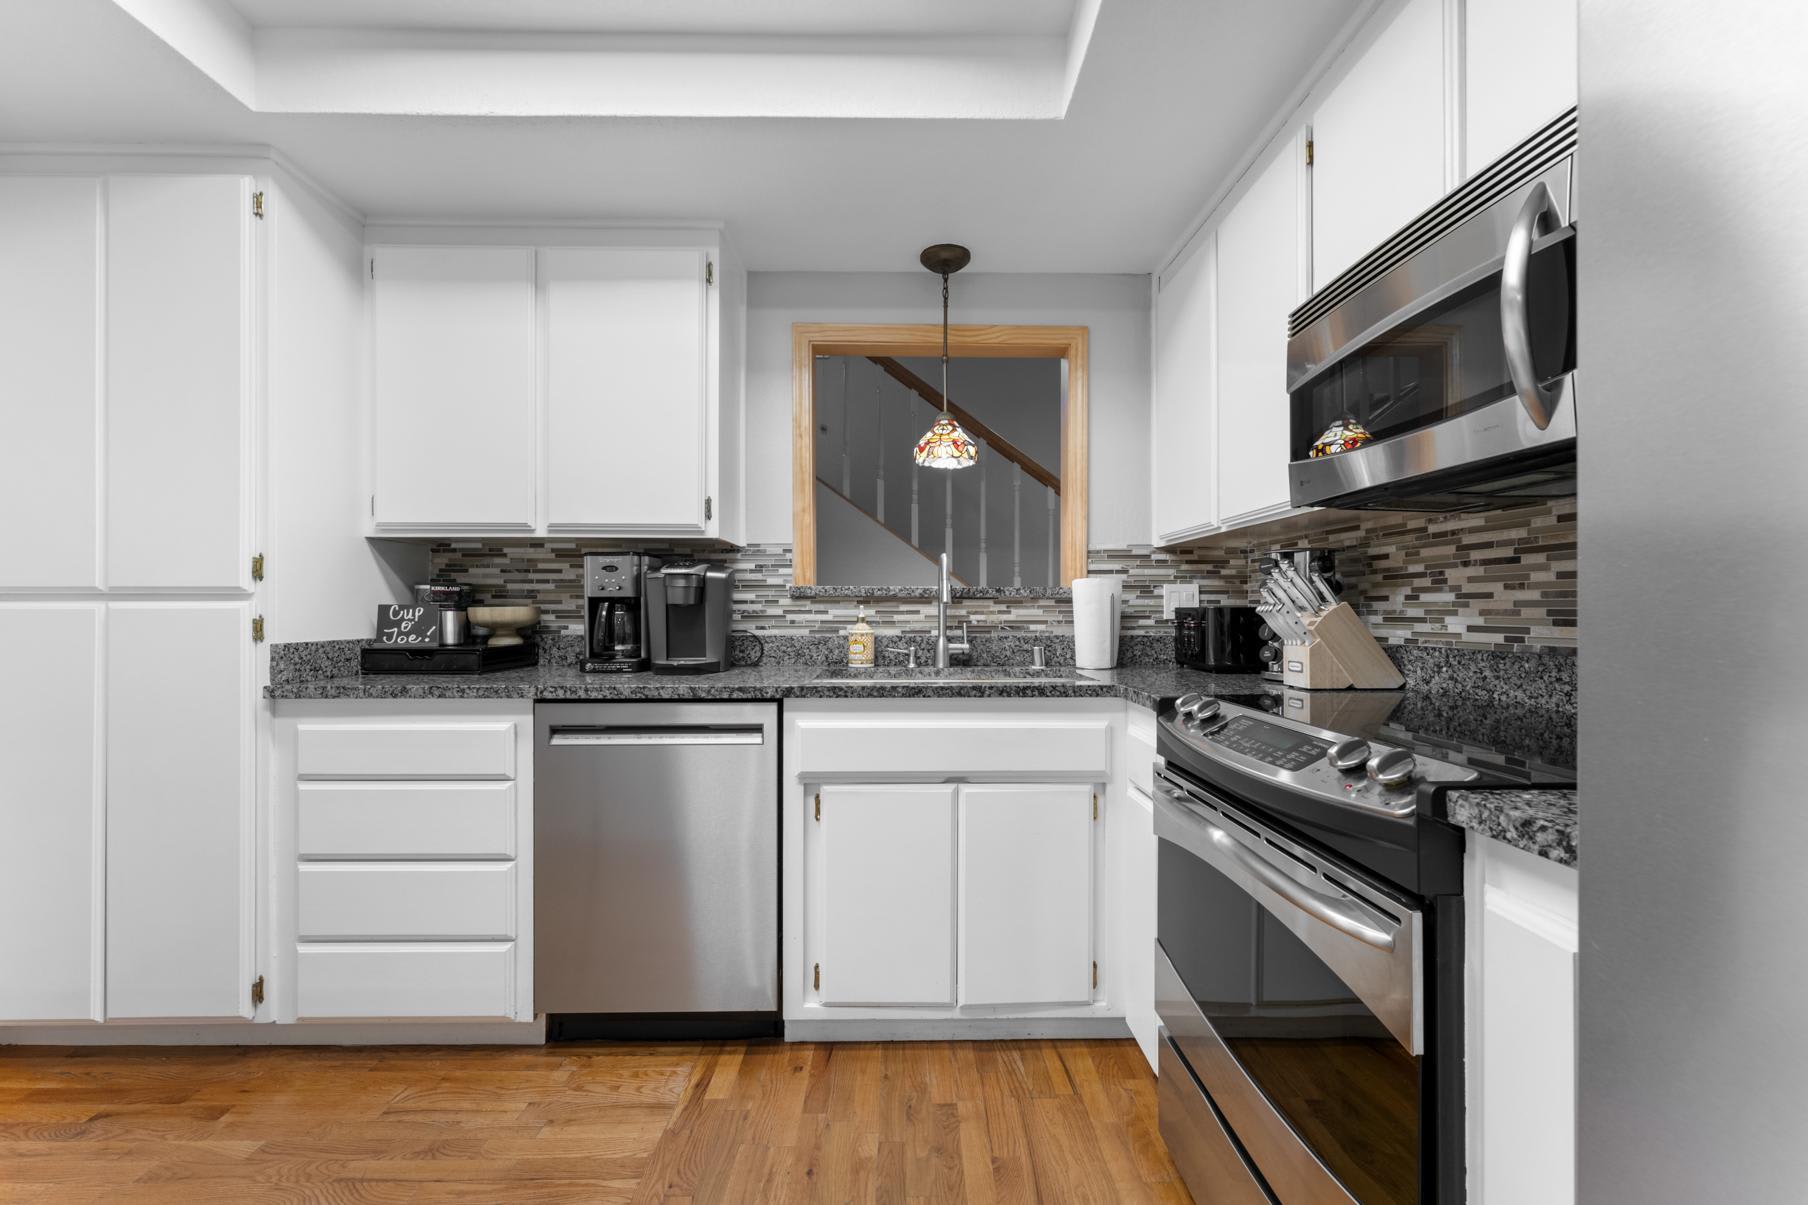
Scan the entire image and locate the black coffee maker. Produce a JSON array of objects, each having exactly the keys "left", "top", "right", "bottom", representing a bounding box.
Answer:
[{"left": 581, "top": 553, "right": 660, "bottom": 674}]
